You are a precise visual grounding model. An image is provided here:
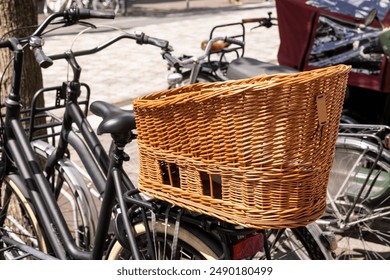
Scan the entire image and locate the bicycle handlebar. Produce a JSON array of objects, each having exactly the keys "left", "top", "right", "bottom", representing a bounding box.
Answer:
[
  {"left": 30, "top": 36, "right": 54, "bottom": 69},
  {"left": 0, "top": 7, "right": 116, "bottom": 68},
  {"left": 163, "top": 36, "right": 244, "bottom": 68},
  {"left": 242, "top": 18, "right": 264, "bottom": 23},
  {"left": 134, "top": 32, "right": 170, "bottom": 49},
  {"left": 242, "top": 12, "right": 277, "bottom": 28},
  {"left": 224, "top": 37, "right": 245, "bottom": 47},
  {"left": 31, "top": 8, "right": 115, "bottom": 38},
  {"left": 82, "top": 9, "right": 116, "bottom": 20},
  {"left": 49, "top": 32, "right": 171, "bottom": 62}
]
